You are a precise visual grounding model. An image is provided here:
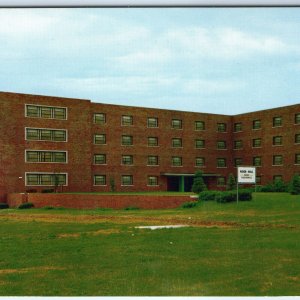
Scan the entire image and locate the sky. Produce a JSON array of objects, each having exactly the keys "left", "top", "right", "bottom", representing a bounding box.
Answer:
[{"left": 0, "top": 7, "right": 300, "bottom": 114}]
